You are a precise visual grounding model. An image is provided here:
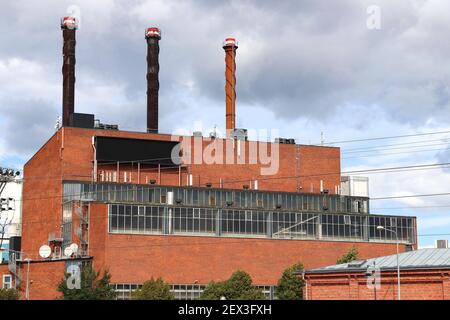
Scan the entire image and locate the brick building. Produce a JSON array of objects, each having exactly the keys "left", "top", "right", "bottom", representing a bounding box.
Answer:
[
  {"left": 0, "top": 17, "right": 418, "bottom": 300},
  {"left": 303, "top": 249, "right": 450, "bottom": 300}
]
